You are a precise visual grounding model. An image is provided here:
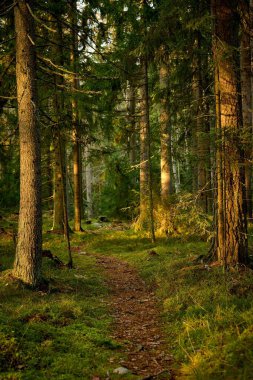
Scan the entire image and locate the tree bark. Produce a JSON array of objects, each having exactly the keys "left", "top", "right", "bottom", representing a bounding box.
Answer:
[
  {"left": 84, "top": 145, "right": 93, "bottom": 219},
  {"left": 212, "top": 0, "right": 248, "bottom": 265},
  {"left": 139, "top": 57, "right": 155, "bottom": 242},
  {"left": 51, "top": 18, "right": 68, "bottom": 233},
  {"left": 159, "top": 56, "right": 173, "bottom": 201},
  {"left": 192, "top": 34, "right": 209, "bottom": 211},
  {"left": 52, "top": 129, "right": 65, "bottom": 231},
  {"left": 240, "top": 0, "right": 252, "bottom": 218},
  {"left": 127, "top": 81, "right": 137, "bottom": 167},
  {"left": 70, "top": 0, "right": 83, "bottom": 232},
  {"left": 43, "top": 133, "right": 53, "bottom": 209},
  {"left": 139, "top": 72, "right": 149, "bottom": 216},
  {"left": 171, "top": 124, "right": 181, "bottom": 194},
  {"left": 13, "top": 0, "right": 42, "bottom": 286}
]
